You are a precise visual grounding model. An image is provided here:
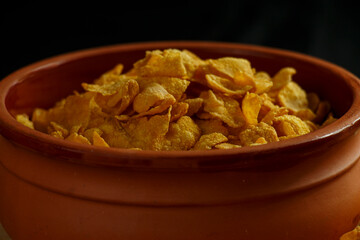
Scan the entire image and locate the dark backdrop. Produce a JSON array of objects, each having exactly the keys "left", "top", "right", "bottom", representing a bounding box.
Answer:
[{"left": 1, "top": 0, "right": 359, "bottom": 79}]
